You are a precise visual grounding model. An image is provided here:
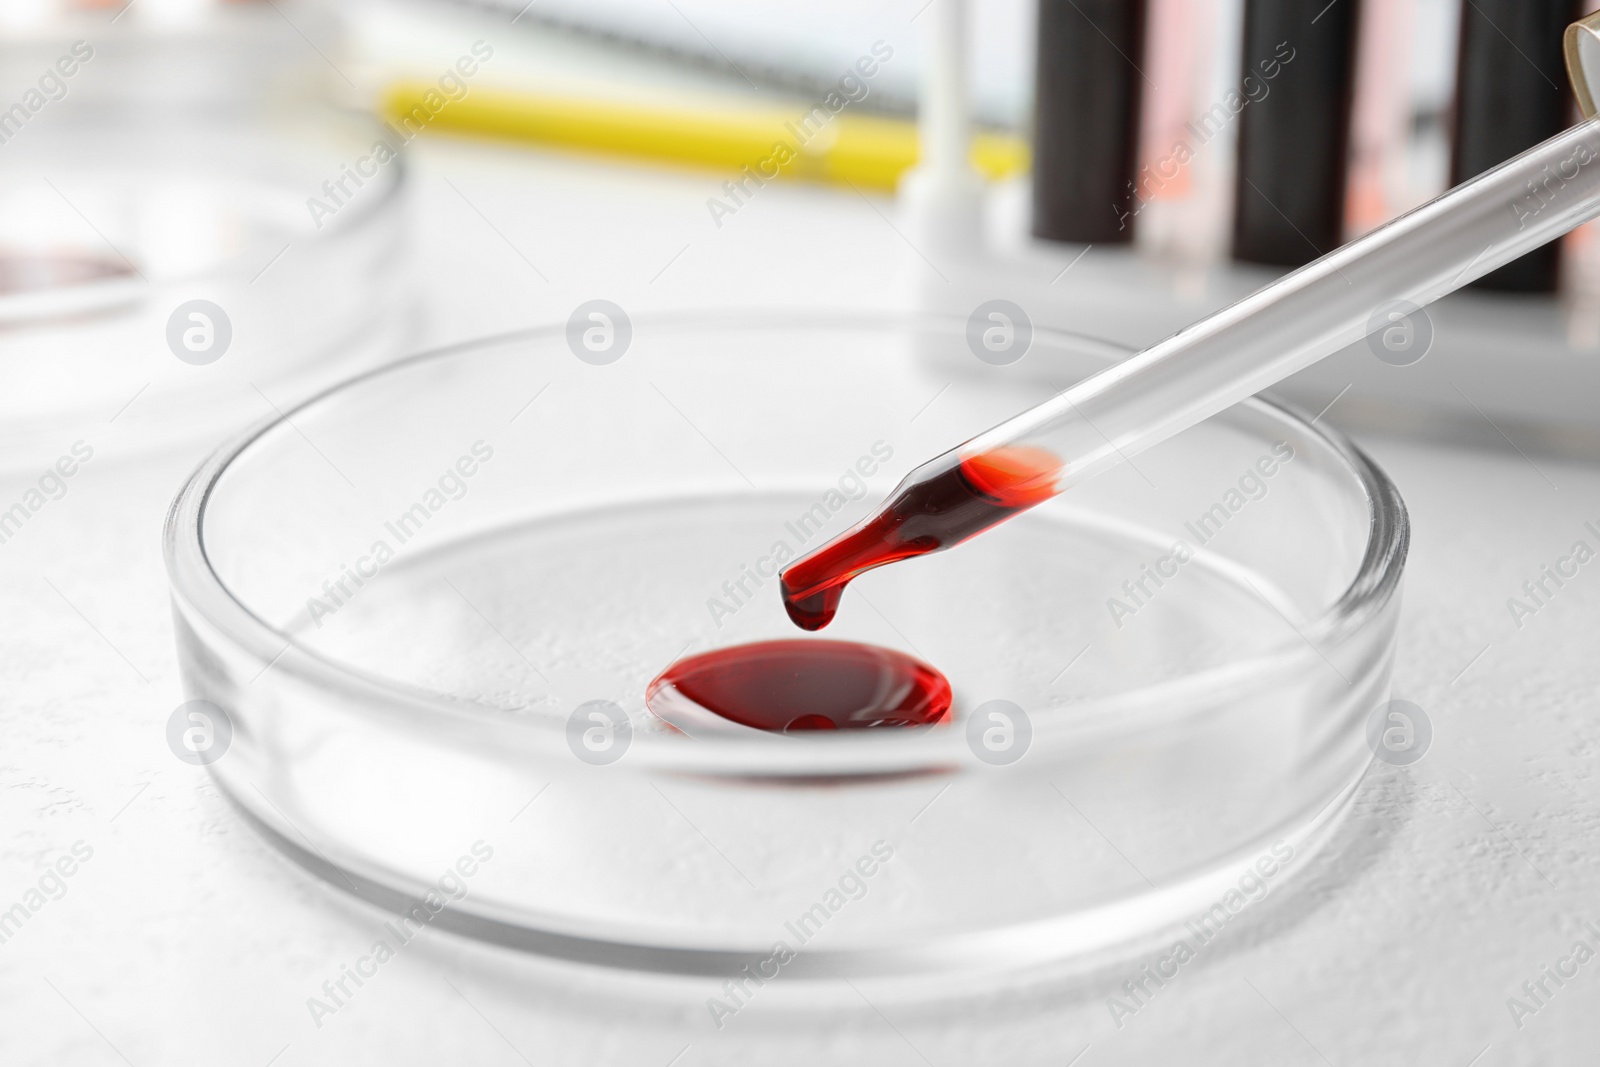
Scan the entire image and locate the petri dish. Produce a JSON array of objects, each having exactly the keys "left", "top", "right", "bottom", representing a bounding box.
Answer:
[
  {"left": 0, "top": 101, "right": 407, "bottom": 471},
  {"left": 164, "top": 314, "right": 1407, "bottom": 983}
]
